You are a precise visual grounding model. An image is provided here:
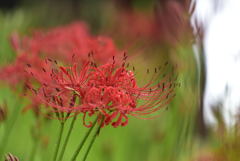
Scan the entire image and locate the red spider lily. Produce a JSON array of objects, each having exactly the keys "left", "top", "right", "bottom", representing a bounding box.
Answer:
[
  {"left": 26, "top": 54, "right": 178, "bottom": 127},
  {"left": 1, "top": 22, "right": 122, "bottom": 117},
  {"left": 0, "top": 53, "right": 54, "bottom": 117},
  {"left": 17, "top": 22, "right": 121, "bottom": 64},
  {"left": 25, "top": 59, "right": 92, "bottom": 120},
  {"left": 1, "top": 22, "right": 121, "bottom": 87},
  {"left": 0, "top": 53, "right": 44, "bottom": 86},
  {"left": 79, "top": 61, "right": 178, "bottom": 128}
]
